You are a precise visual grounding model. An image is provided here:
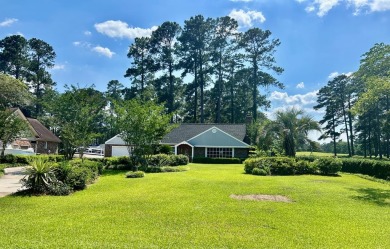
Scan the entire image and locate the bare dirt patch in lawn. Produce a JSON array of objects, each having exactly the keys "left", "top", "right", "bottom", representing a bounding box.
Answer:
[{"left": 230, "top": 194, "right": 293, "bottom": 203}]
